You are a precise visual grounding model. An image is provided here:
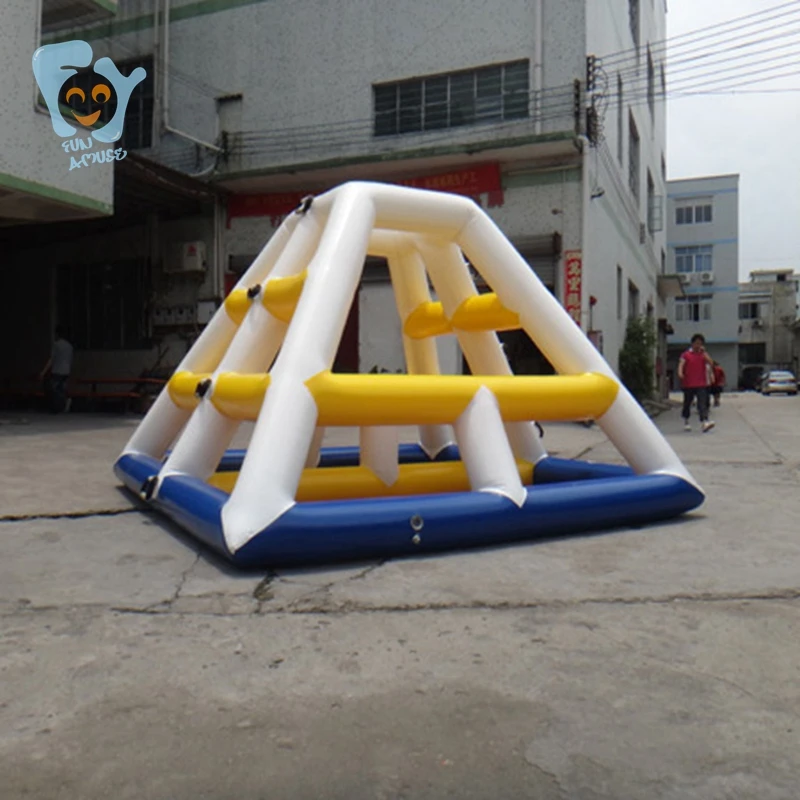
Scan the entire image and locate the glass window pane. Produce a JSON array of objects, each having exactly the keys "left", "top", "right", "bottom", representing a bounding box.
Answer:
[
  {"left": 398, "top": 105, "right": 422, "bottom": 133},
  {"left": 399, "top": 81, "right": 422, "bottom": 107},
  {"left": 424, "top": 104, "right": 448, "bottom": 130},
  {"left": 375, "top": 109, "right": 397, "bottom": 137},
  {"left": 424, "top": 77, "right": 448, "bottom": 129},
  {"left": 449, "top": 73, "right": 475, "bottom": 127},
  {"left": 476, "top": 66, "right": 502, "bottom": 98},
  {"left": 374, "top": 85, "right": 397, "bottom": 113},
  {"left": 504, "top": 91, "right": 528, "bottom": 119},
  {"left": 398, "top": 81, "right": 422, "bottom": 133},
  {"left": 503, "top": 61, "right": 529, "bottom": 93},
  {"left": 424, "top": 77, "right": 447, "bottom": 105}
]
